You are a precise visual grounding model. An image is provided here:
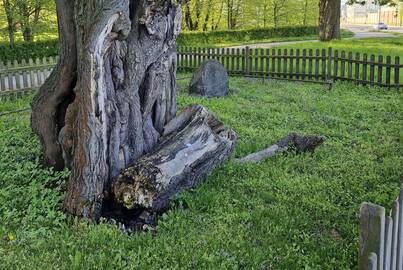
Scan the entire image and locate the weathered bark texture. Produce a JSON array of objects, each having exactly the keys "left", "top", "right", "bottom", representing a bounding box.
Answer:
[
  {"left": 31, "top": 0, "right": 77, "bottom": 170},
  {"left": 32, "top": 0, "right": 183, "bottom": 220},
  {"left": 112, "top": 105, "right": 236, "bottom": 211},
  {"left": 32, "top": 0, "right": 234, "bottom": 222},
  {"left": 236, "top": 133, "right": 326, "bottom": 163},
  {"left": 318, "top": 0, "right": 341, "bottom": 41}
]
